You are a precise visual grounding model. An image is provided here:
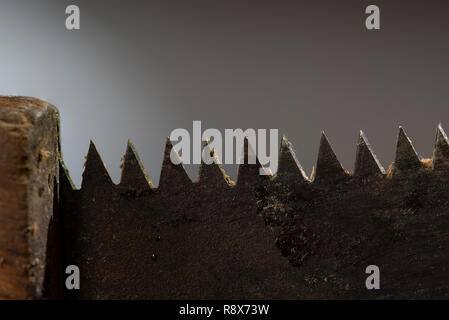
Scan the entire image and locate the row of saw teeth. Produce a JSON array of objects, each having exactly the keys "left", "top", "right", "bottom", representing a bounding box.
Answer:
[{"left": 60, "top": 124, "right": 449, "bottom": 191}]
